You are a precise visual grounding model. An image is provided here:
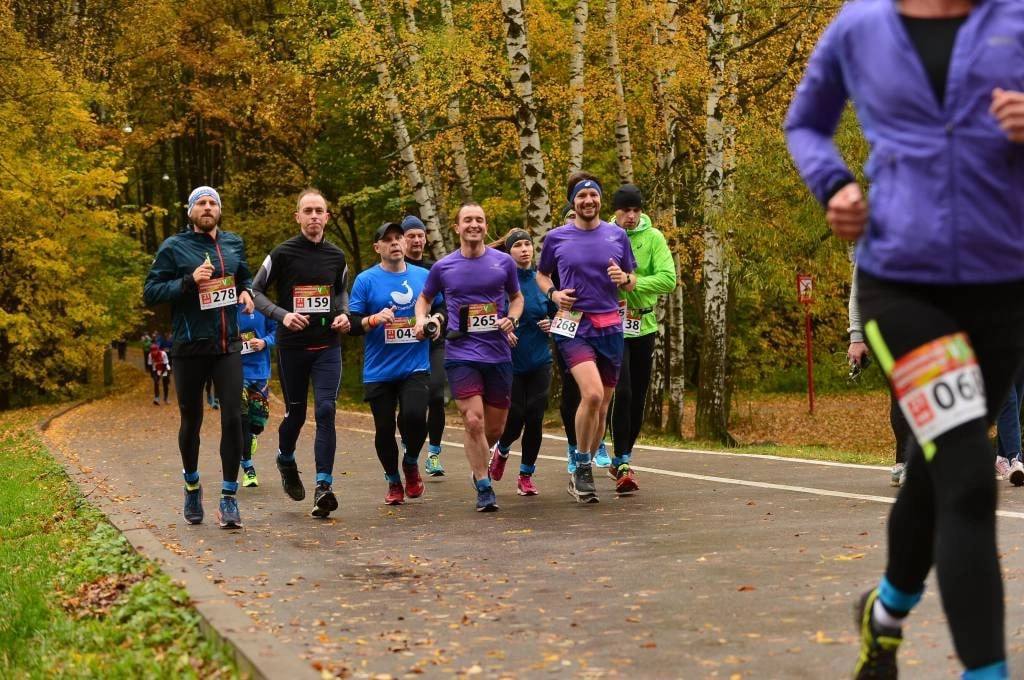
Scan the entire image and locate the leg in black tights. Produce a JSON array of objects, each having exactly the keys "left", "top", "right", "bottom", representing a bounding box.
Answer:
[
  {"left": 611, "top": 334, "right": 656, "bottom": 459},
  {"left": 557, "top": 353, "right": 579, "bottom": 449},
  {"left": 172, "top": 353, "right": 243, "bottom": 483},
  {"left": 499, "top": 366, "right": 552, "bottom": 473}
]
